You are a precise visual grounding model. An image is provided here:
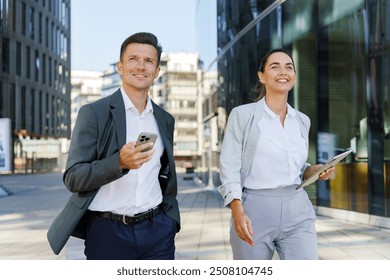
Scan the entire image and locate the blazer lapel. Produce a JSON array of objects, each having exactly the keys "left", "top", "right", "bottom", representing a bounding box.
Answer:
[
  {"left": 152, "top": 102, "right": 171, "bottom": 151},
  {"left": 110, "top": 89, "right": 127, "bottom": 147},
  {"left": 242, "top": 102, "right": 264, "bottom": 179}
]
